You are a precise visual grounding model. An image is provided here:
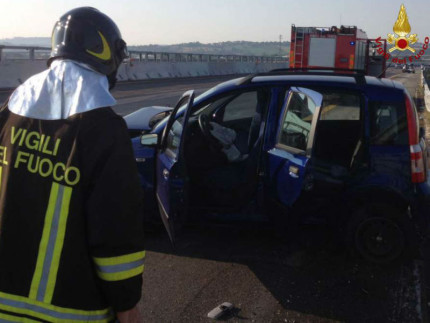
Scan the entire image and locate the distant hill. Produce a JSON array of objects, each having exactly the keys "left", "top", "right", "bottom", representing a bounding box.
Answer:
[
  {"left": 0, "top": 37, "right": 51, "bottom": 47},
  {"left": 129, "top": 41, "right": 290, "bottom": 57},
  {"left": 0, "top": 37, "right": 290, "bottom": 57}
]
